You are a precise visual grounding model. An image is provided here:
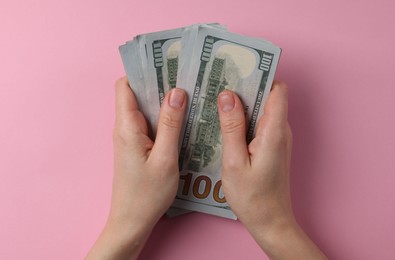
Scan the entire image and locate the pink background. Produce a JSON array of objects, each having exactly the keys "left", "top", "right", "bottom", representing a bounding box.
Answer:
[{"left": 1, "top": 0, "right": 394, "bottom": 259}]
